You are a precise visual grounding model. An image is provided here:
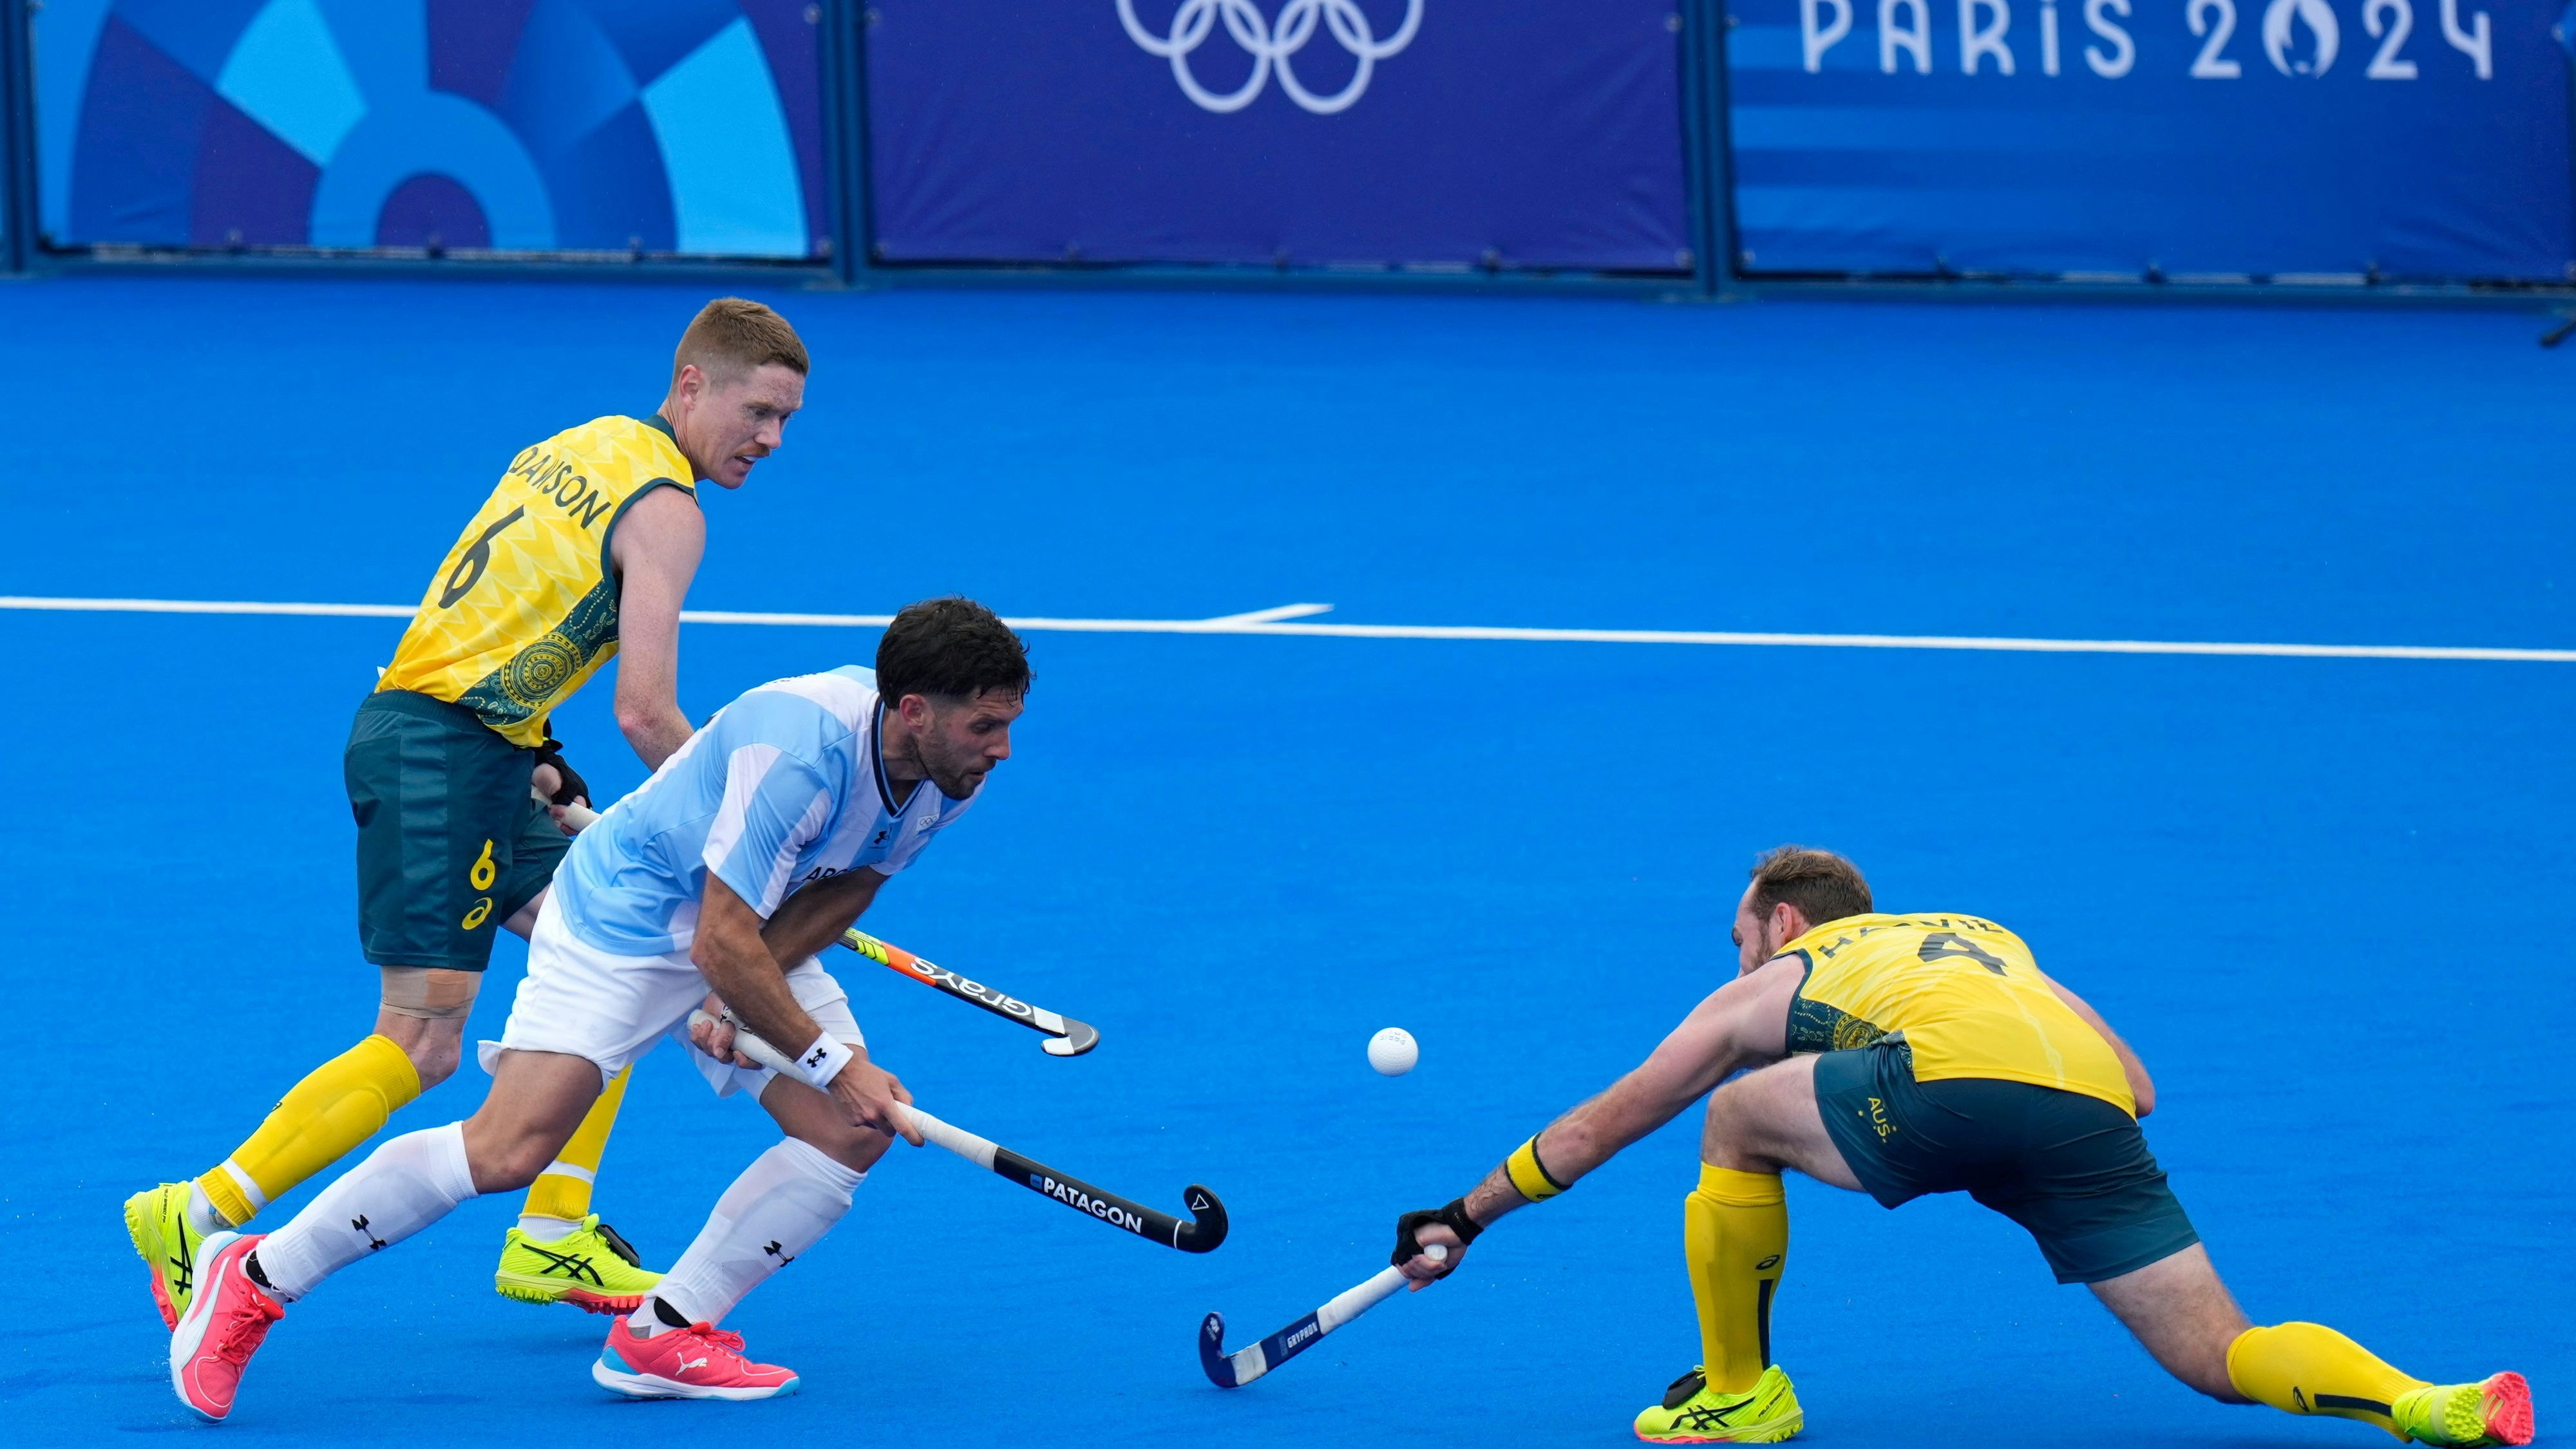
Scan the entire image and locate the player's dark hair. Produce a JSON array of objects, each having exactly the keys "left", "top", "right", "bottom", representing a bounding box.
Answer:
[
  {"left": 1747, "top": 846, "right": 1872, "bottom": 929},
  {"left": 672, "top": 297, "right": 808, "bottom": 383},
  {"left": 876, "top": 597, "right": 1032, "bottom": 705}
]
